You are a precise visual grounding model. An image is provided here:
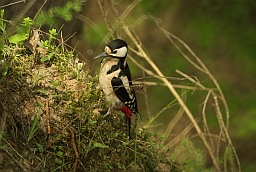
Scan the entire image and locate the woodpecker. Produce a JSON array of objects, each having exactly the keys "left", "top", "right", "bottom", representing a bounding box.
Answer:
[{"left": 94, "top": 39, "right": 138, "bottom": 138}]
